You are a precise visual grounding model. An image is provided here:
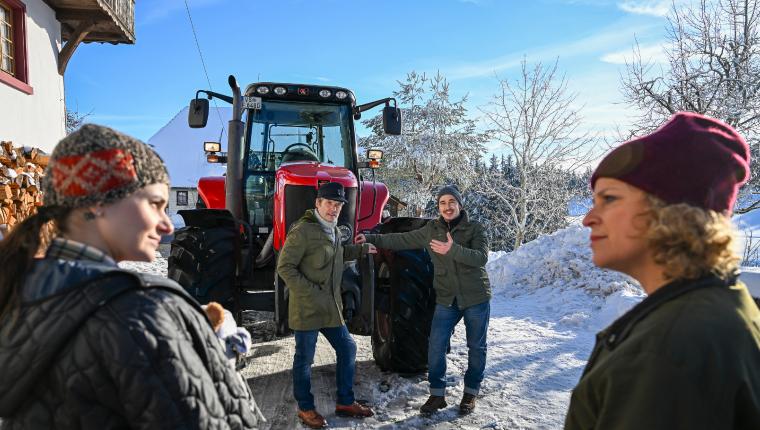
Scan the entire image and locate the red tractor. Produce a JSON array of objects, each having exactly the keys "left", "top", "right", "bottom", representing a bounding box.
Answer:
[{"left": 168, "top": 76, "right": 435, "bottom": 373}]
